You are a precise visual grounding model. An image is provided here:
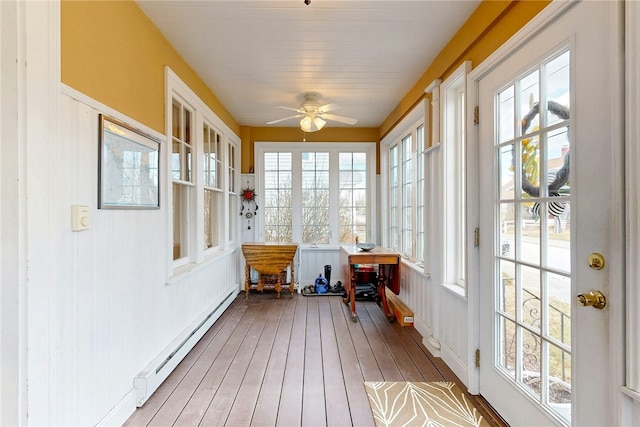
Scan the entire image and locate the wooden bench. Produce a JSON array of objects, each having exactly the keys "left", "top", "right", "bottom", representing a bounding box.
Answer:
[{"left": 385, "top": 287, "right": 414, "bottom": 326}]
